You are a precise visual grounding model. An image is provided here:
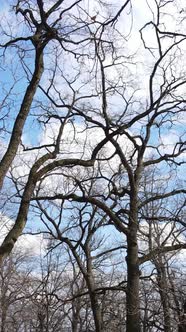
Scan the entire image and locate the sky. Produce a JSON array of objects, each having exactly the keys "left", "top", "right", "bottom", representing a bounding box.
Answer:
[{"left": 0, "top": 0, "right": 185, "bottom": 266}]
